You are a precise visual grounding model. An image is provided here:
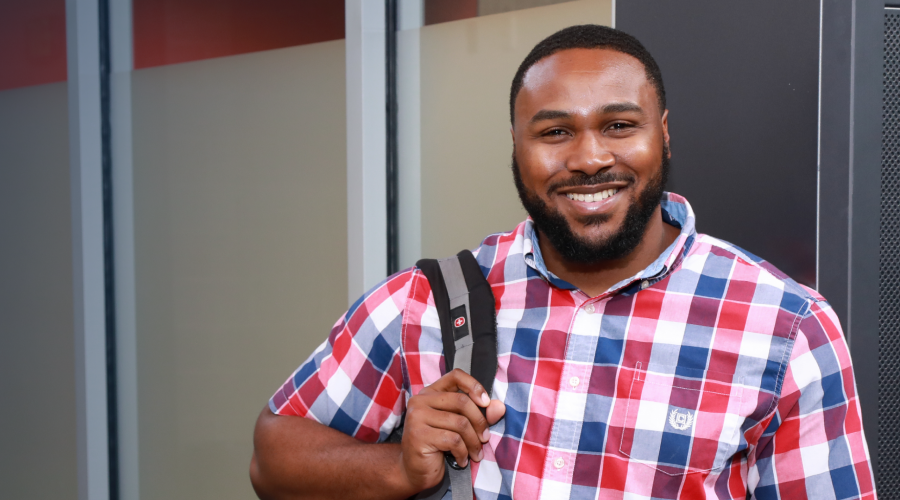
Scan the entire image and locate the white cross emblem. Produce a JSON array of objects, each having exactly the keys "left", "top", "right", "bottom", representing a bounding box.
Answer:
[{"left": 668, "top": 409, "right": 695, "bottom": 431}]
